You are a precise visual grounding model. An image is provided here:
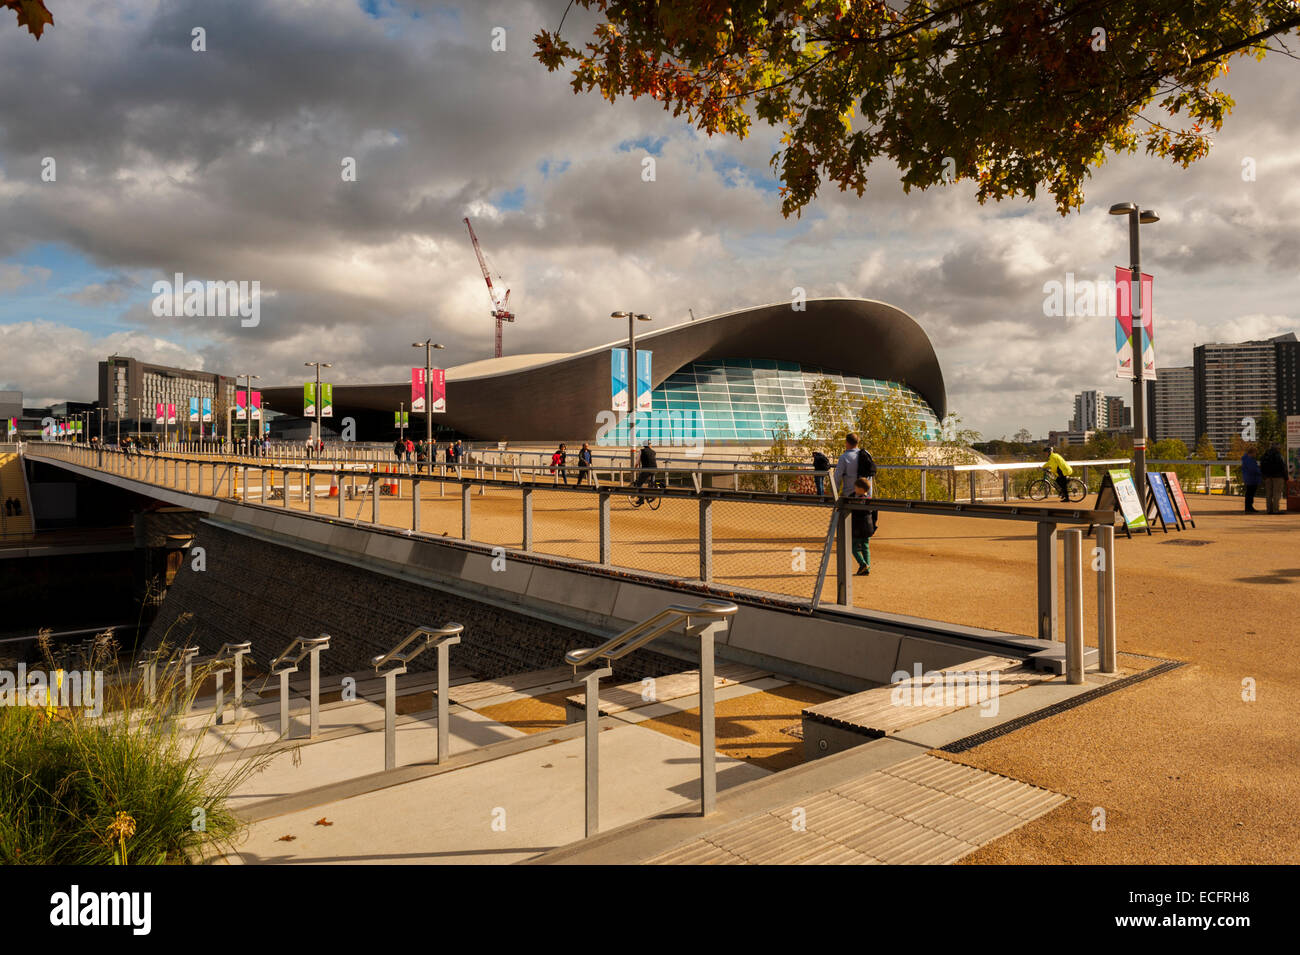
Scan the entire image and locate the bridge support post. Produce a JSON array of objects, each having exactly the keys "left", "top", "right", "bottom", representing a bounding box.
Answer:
[
  {"left": 461, "top": 483, "right": 471, "bottom": 540},
  {"left": 1036, "top": 522, "right": 1059, "bottom": 641},
  {"left": 1002, "top": 471, "right": 1010, "bottom": 502},
  {"left": 522, "top": 487, "right": 533, "bottom": 551},
  {"left": 690, "top": 618, "right": 724, "bottom": 816},
  {"left": 371, "top": 474, "right": 380, "bottom": 524},
  {"left": 1097, "top": 524, "right": 1117, "bottom": 673},
  {"left": 307, "top": 470, "right": 314, "bottom": 512},
  {"left": 699, "top": 497, "right": 713, "bottom": 582},
  {"left": 835, "top": 508, "right": 853, "bottom": 606},
  {"left": 412, "top": 477, "right": 420, "bottom": 531},
  {"left": 278, "top": 667, "right": 295, "bottom": 739},
  {"left": 309, "top": 641, "right": 324, "bottom": 738},
  {"left": 920, "top": 468, "right": 927, "bottom": 499},
  {"left": 969, "top": 470, "right": 977, "bottom": 503},
  {"left": 598, "top": 492, "right": 611, "bottom": 565},
  {"left": 338, "top": 471, "right": 345, "bottom": 517},
  {"left": 435, "top": 637, "right": 456, "bottom": 764},
  {"left": 261, "top": 468, "right": 267, "bottom": 506},
  {"left": 1063, "top": 529, "right": 1085, "bottom": 684}
]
